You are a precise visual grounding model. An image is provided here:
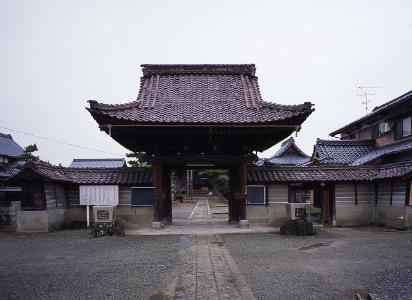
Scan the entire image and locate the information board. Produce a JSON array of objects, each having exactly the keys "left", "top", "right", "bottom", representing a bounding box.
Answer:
[{"left": 79, "top": 185, "right": 119, "bottom": 206}]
